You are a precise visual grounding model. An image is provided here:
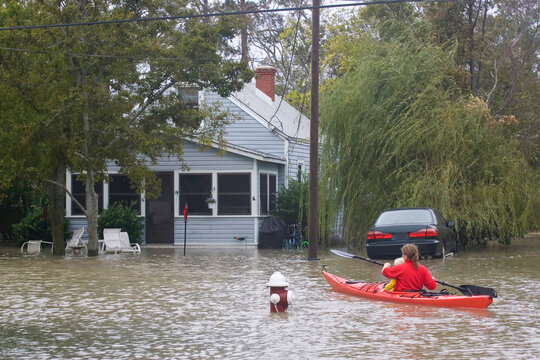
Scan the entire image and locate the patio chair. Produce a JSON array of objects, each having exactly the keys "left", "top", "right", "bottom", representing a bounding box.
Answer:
[
  {"left": 65, "top": 227, "right": 86, "bottom": 254},
  {"left": 119, "top": 232, "right": 141, "bottom": 254},
  {"left": 102, "top": 228, "right": 122, "bottom": 254},
  {"left": 21, "top": 240, "right": 53, "bottom": 254}
]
